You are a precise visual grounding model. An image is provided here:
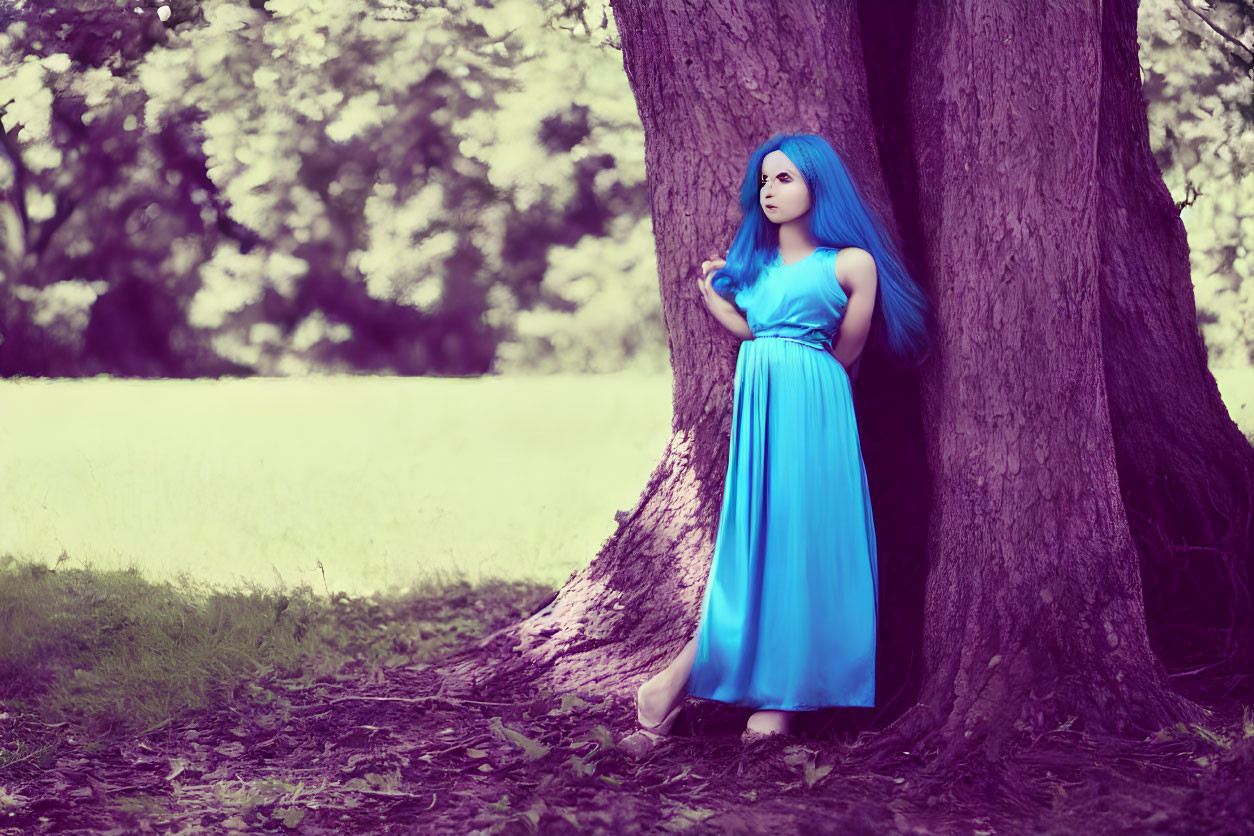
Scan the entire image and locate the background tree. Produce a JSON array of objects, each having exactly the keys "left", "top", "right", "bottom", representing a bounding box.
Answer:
[
  {"left": 432, "top": 0, "right": 1254, "bottom": 771},
  {"left": 0, "top": 0, "right": 246, "bottom": 376},
  {"left": 0, "top": 0, "right": 663, "bottom": 376}
]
